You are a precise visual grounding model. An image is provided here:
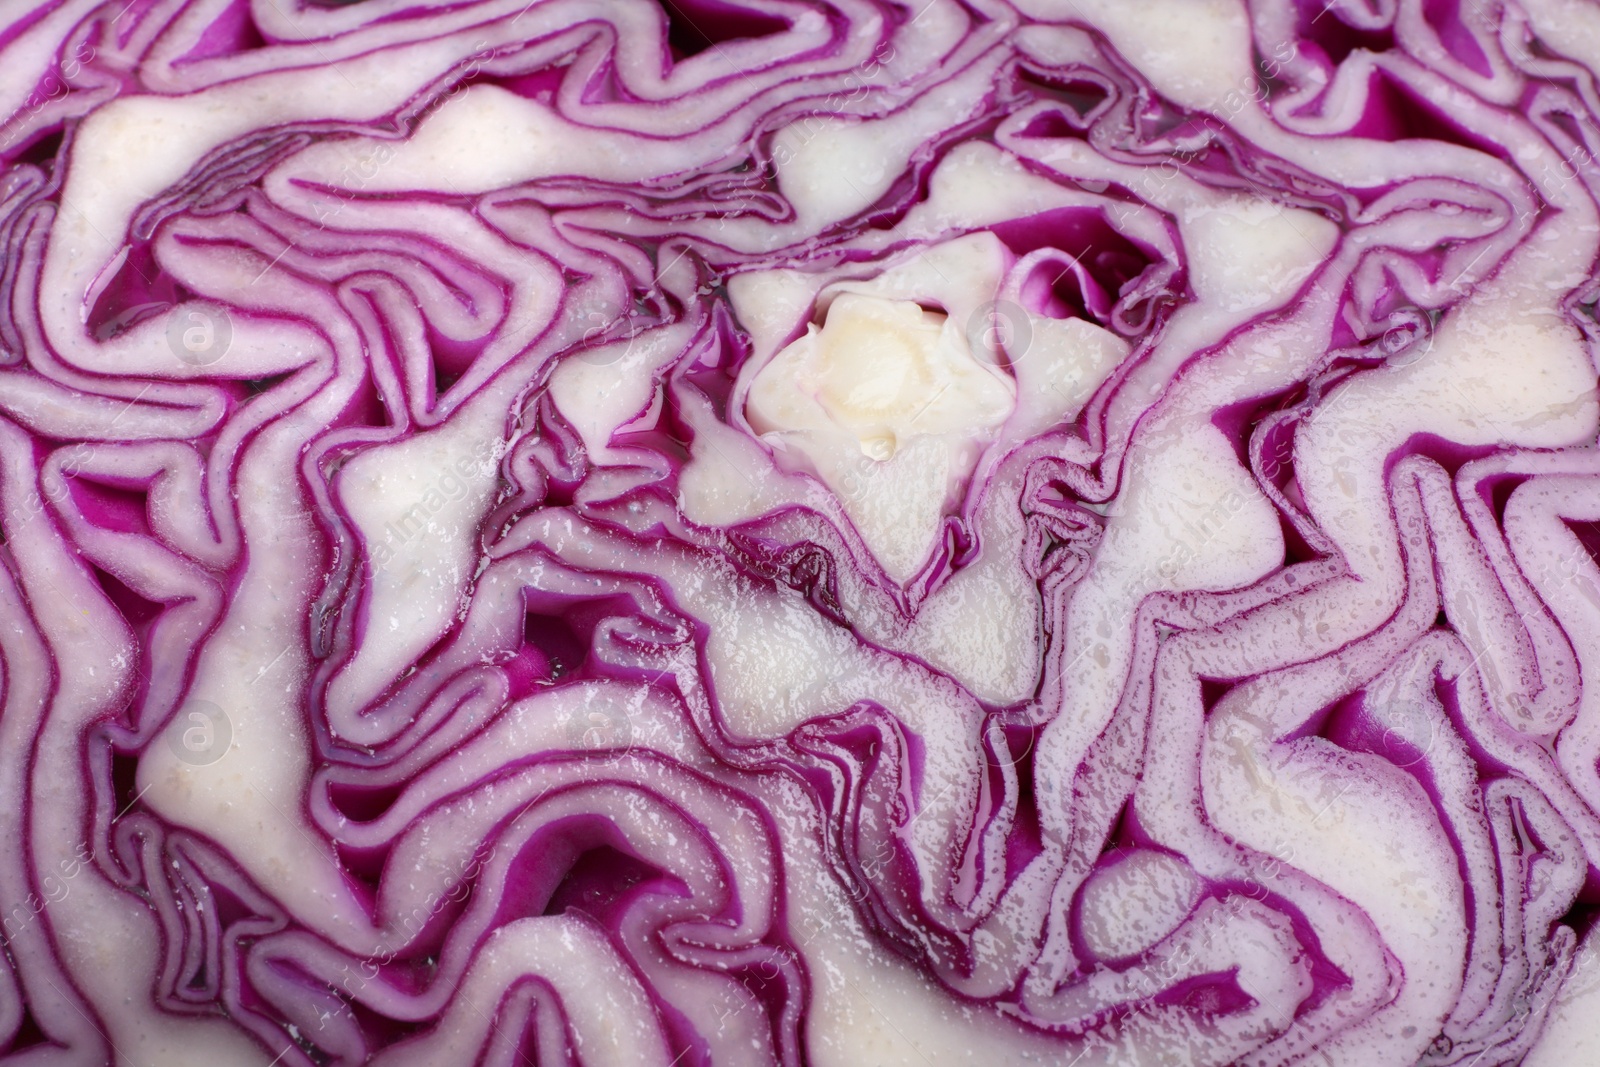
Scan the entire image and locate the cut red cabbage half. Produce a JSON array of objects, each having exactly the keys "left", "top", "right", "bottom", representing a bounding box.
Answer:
[{"left": 5, "top": 0, "right": 1600, "bottom": 1064}]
